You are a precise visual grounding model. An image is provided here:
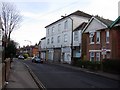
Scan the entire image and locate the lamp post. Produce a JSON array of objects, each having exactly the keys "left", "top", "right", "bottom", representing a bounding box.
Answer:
[{"left": 61, "top": 15, "right": 74, "bottom": 65}]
